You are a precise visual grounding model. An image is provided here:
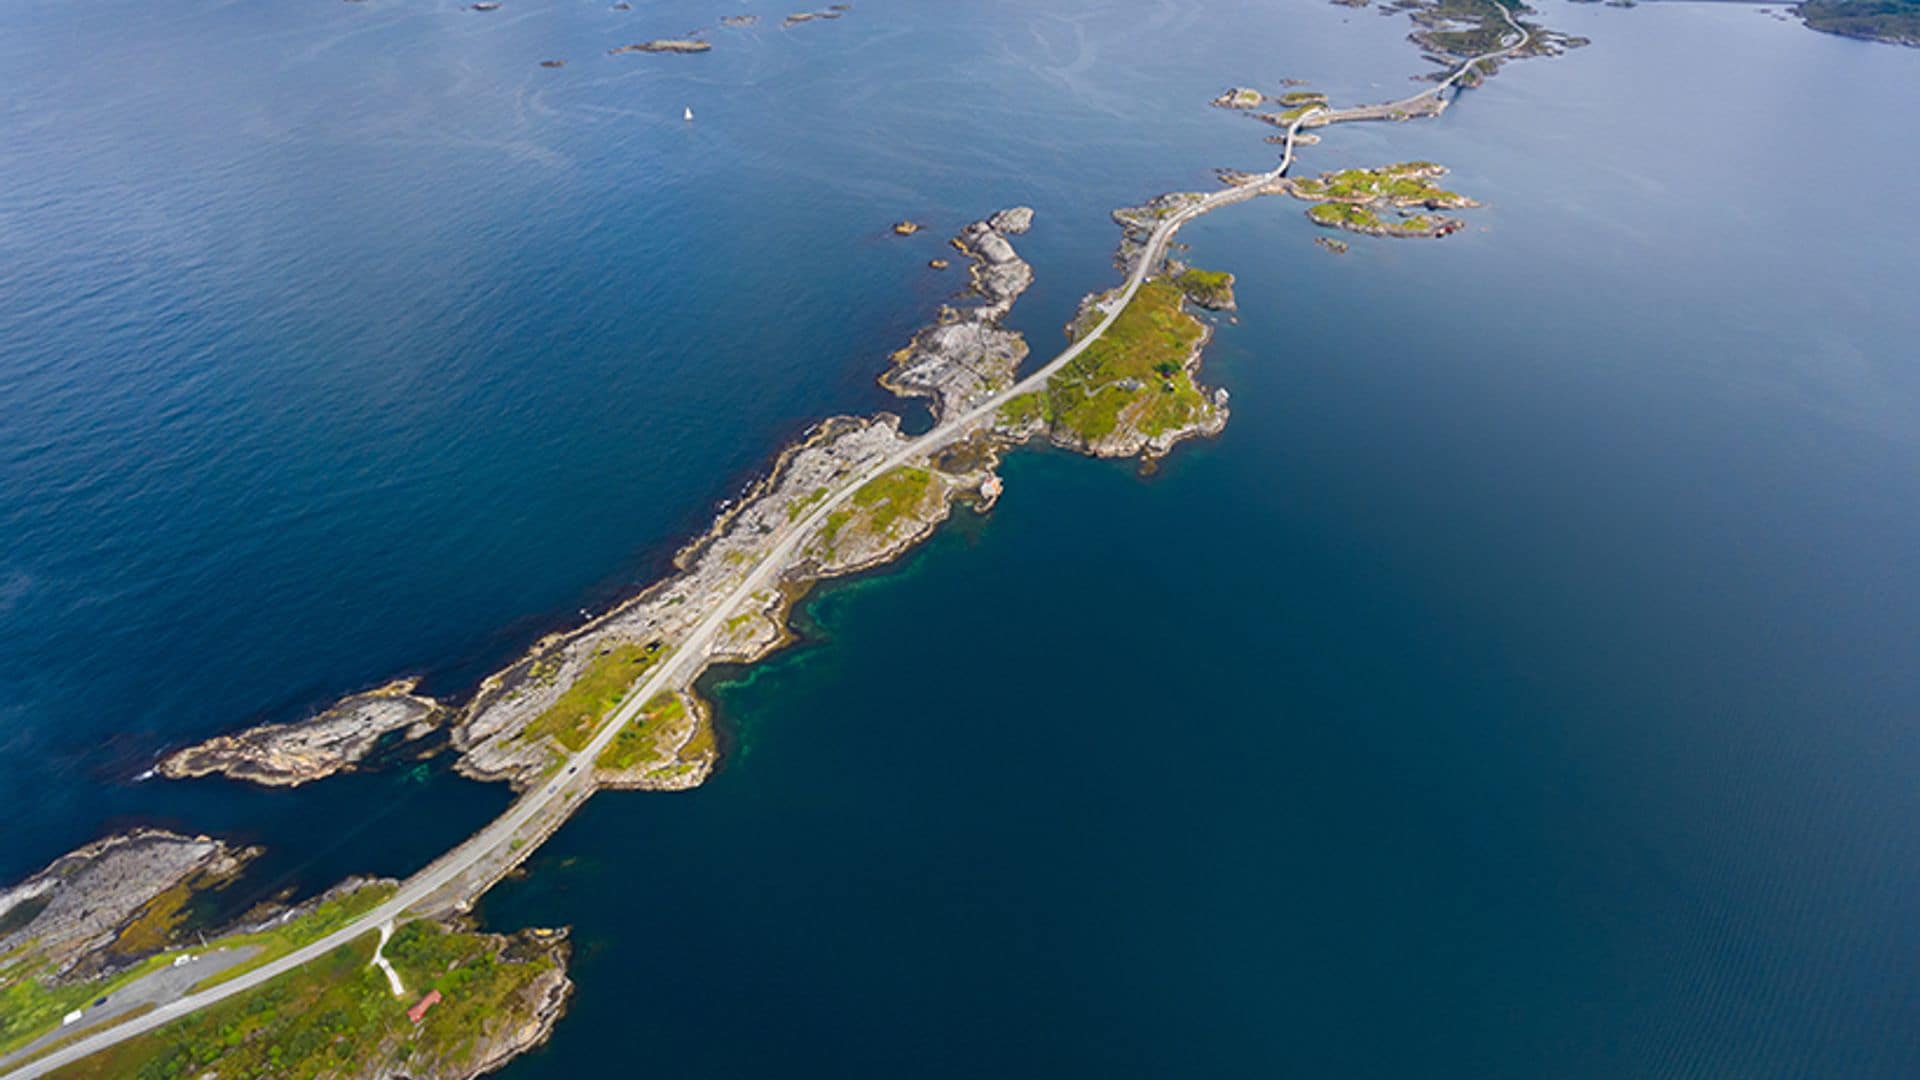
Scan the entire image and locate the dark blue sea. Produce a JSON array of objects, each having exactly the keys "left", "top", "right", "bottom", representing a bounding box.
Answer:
[{"left": 3, "top": 0, "right": 1918, "bottom": 1074}]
